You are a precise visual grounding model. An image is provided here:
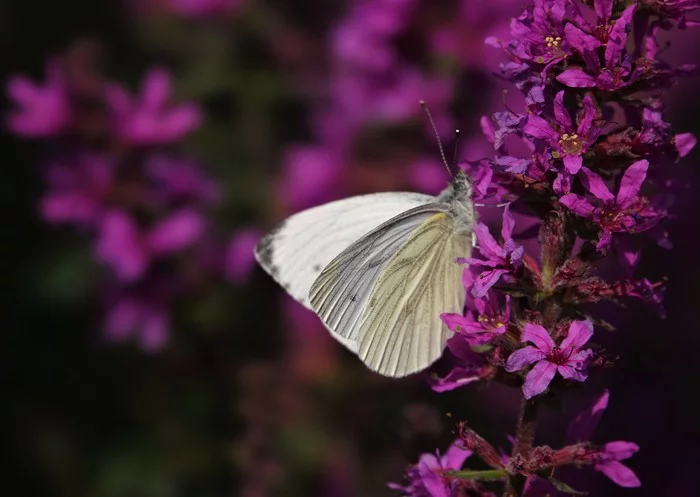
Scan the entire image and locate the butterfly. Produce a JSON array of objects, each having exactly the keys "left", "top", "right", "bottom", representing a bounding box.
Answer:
[{"left": 254, "top": 168, "right": 476, "bottom": 378}]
